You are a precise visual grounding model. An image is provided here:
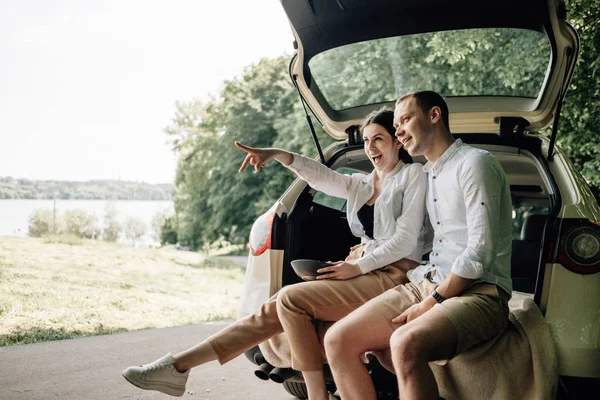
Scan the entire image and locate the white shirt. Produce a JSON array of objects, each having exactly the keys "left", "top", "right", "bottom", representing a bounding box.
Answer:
[
  {"left": 409, "top": 140, "right": 513, "bottom": 295},
  {"left": 287, "top": 153, "right": 427, "bottom": 274}
]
